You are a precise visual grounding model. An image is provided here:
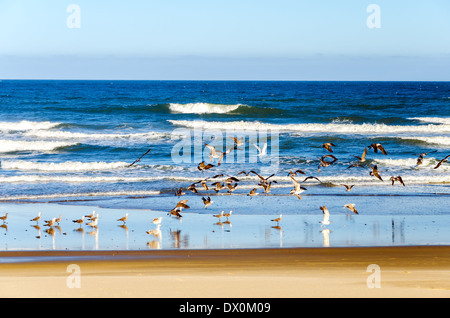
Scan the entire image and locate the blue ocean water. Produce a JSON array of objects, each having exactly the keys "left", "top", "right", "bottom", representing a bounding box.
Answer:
[{"left": 0, "top": 80, "right": 449, "bottom": 215}]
